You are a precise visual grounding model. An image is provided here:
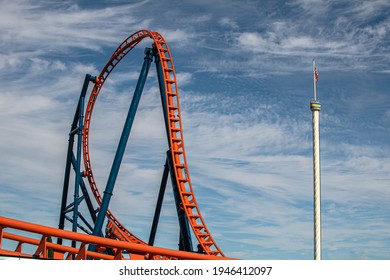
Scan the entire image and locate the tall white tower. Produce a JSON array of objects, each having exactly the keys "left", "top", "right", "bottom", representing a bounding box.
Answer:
[{"left": 311, "top": 60, "right": 322, "bottom": 260}]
